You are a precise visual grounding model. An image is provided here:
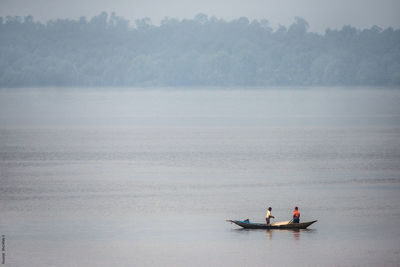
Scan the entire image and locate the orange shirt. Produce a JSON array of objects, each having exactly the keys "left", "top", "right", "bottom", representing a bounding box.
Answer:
[{"left": 293, "top": 210, "right": 300, "bottom": 218}]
